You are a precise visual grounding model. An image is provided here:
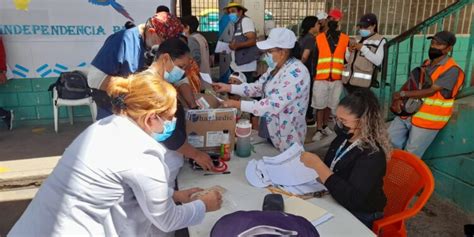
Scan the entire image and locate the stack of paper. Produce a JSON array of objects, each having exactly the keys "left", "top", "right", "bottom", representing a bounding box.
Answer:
[
  {"left": 284, "top": 196, "right": 333, "bottom": 226},
  {"left": 245, "top": 143, "right": 327, "bottom": 195}
]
